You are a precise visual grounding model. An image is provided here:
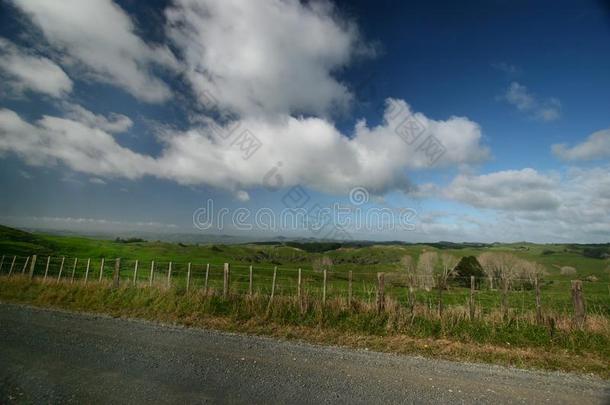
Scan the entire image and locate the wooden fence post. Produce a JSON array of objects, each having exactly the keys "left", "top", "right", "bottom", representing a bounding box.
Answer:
[
  {"left": 297, "top": 268, "right": 302, "bottom": 302},
  {"left": 348, "top": 270, "right": 353, "bottom": 306},
  {"left": 133, "top": 260, "right": 139, "bottom": 286},
  {"left": 43, "top": 256, "right": 51, "bottom": 282},
  {"left": 28, "top": 255, "right": 37, "bottom": 280},
  {"left": 249, "top": 265, "right": 253, "bottom": 297},
  {"left": 204, "top": 263, "right": 209, "bottom": 295},
  {"left": 166, "top": 262, "right": 172, "bottom": 288},
  {"left": 268, "top": 266, "right": 277, "bottom": 309},
  {"left": 322, "top": 269, "right": 327, "bottom": 305},
  {"left": 376, "top": 272, "right": 385, "bottom": 313},
  {"left": 0, "top": 255, "right": 4, "bottom": 273},
  {"left": 469, "top": 275, "right": 475, "bottom": 321},
  {"left": 223, "top": 263, "right": 229, "bottom": 298},
  {"left": 57, "top": 257, "right": 65, "bottom": 281},
  {"left": 186, "top": 263, "right": 192, "bottom": 293},
  {"left": 8, "top": 256, "right": 16, "bottom": 277},
  {"left": 149, "top": 260, "right": 155, "bottom": 287},
  {"left": 84, "top": 259, "right": 91, "bottom": 284},
  {"left": 534, "top": 276, "right": 542, "bottom": 324},
  {"left": 70, "top": 258, "right": 78, "bottom": 283},
  {"left": 21, "top": 256, "right": 30, "bottom": 274},
  {"left": 112, "top": 258, "right": 121, "bottom": 288},
  {"left": 571, "top": 280, "right": 586, "bottom": 329},
  {"left": 99, "top": 258, "right": 105, "bottom": 282}
]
